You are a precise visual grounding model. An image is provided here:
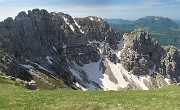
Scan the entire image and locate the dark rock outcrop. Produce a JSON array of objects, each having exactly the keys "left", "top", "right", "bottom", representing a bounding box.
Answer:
[{"left": 0, "top": 9, "right": 122, "bottom": 90}]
